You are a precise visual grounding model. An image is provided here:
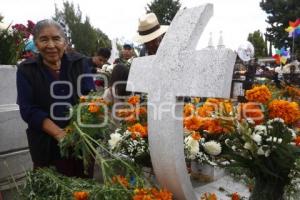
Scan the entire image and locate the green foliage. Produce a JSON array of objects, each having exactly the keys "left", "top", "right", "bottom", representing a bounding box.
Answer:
[
  {"left": 146, "top": 0, "right": 181, "bottom": 25},
  {"left": 18, "top": 168, "right": 134, "bottom": 200},
  {"left": 53, "top": 1, "right": 111, "bottom": 56},
  {"left": 260, "top": 0, "right": 300, "bottom": 58},
  {"left": 247, "top": 30, "right": 268, "bottom": 58}
]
